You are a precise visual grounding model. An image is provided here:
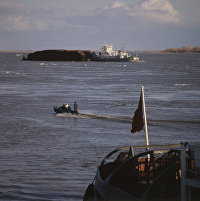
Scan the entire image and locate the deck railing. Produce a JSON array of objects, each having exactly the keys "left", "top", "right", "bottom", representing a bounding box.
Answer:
[{"left": 101, "top": 143, "right": 180, "bottom": 165}]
